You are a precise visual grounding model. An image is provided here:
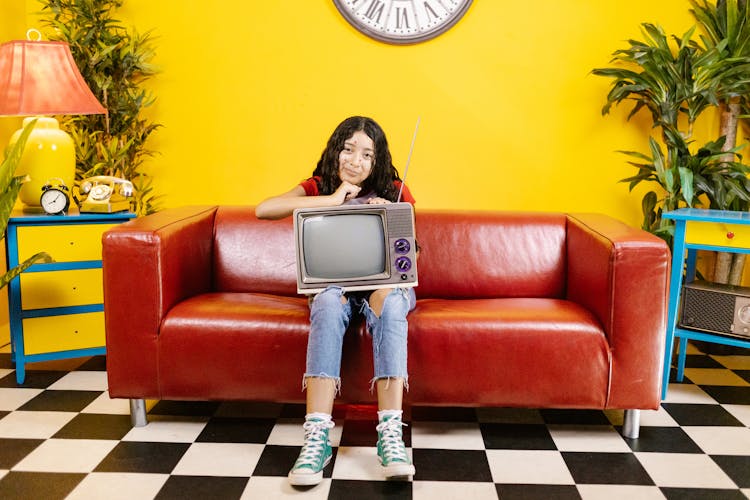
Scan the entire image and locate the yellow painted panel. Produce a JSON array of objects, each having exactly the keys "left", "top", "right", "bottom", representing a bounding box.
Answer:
[
  {"left": 17, "top": 224, "right": 116, "bottom": 262},
  {"left": 685, "top": 221, "right": 750, "bottom": 249},
  {"left": 23, "top": 312, "right": 104, "bottom": 355},
  {"left": 73, "top": 0, "right": 694, "bottom": 229},
  {"left": 20, "top": 269, "right": 103, "bottom": 309}
]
